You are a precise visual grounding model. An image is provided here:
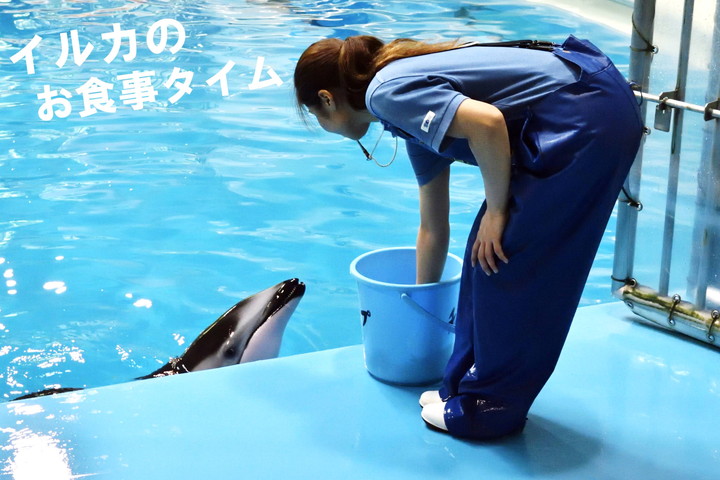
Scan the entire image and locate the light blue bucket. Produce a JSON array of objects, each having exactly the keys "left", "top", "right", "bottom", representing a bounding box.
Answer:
[{"left": 349, "top": 247, "right": 462, "bottom": 386}]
